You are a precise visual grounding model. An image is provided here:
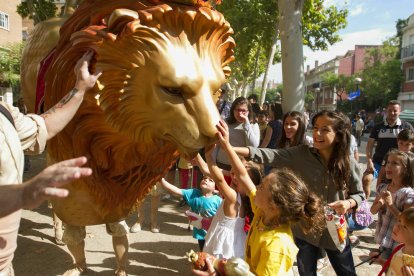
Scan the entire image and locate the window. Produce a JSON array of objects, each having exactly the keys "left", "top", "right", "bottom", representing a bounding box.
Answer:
[
  {"left": 408, "top": 68, "right": 414, "bottom": 82},
  {"left": 0, "top": 12, "right": 9, "bottom": 30}
]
